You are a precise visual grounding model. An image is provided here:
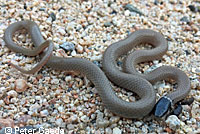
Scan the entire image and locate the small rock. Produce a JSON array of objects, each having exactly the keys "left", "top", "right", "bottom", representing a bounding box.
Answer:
[
  {"left": 96, "top": 119, "right": 110, "bottom": 128},
  {"left": 50, "top": 79, "right": 59, "bottom": 85},
  {"left": 0, "top": 118, "right": 14, "bottom": 128},
  {"left": 180, "top": 16, "right": 190, "bottom": 23},
  {"left": 58, "top": 106, "right": 64, "bottom": 113},
  {"left": 181, "top": 97, "right": 194, "bottom": 105},
  {"left": 60, "top": 42, "right": 75, "bottom": 52},
  {"left": 40, "top": 110, "right": 49, "bottom": 117},
  {"left": 0, "top": 100, "right": 4, "bottom": 106},
  {"left": 15, "top": 79, "right": 28, "bottom": 92},
  {"left": 80, "top": 115, "right": 89, "bottom": 123},
  {"left": 17, "top": 115, "right": 32, "bottom": 125},
  {"left": 7, "top": 90, "right": 18, "bottom": 97},
  {"left": 58, "top": 28, "right": 66, "bottom": 35},
  {"left": 124, "top": 4, "right": 144, "bottom": 15},
  {"left": 71, "top": 50, "right": 77, "bottom": 56},
  {"left": 166, "top": 115, "right": 181, "bottom": 130},
  {"left": 113, "top": 127, "right": 122, "bottom": 134},
  {"left": 39, "top": 8, "right": 46, "bottom": 11},
  {"left": 55, "top": 118, "right": 65, "bottom": 127},
  {"left": 188, "top": 5, "right": 198, "bottom": 12},
  {"left": 76, "top": 45, "right": 83, "bottom": 53},
  {"left": 67, "top": 124, "right": 74, "bottom": 130},
  {"left": 104, "top": 22, "right": 112, "bottom": 27},
  {"left": 171, "top": 104, "right": 182, "bottom": 116},
  {"left": 105, "top": 128, "right": 112, "bottom": 134},
  {"left": 124, "top": 10, "right": 130, "bottom": 16},
  {"left": 154, "top": 0, "right": 159, "bottom": 5},
  {"left": 65, "top": 76, "right": 72, "bottom": 82},
  {"left": 50, "top": 12, "right": 56, "bottom": 21},
  {"left": 110, "top": 116, "right": 120, "bottom": 124},
  {"left": 135, "top": 121, "right": 143, "bottom": 127}
]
